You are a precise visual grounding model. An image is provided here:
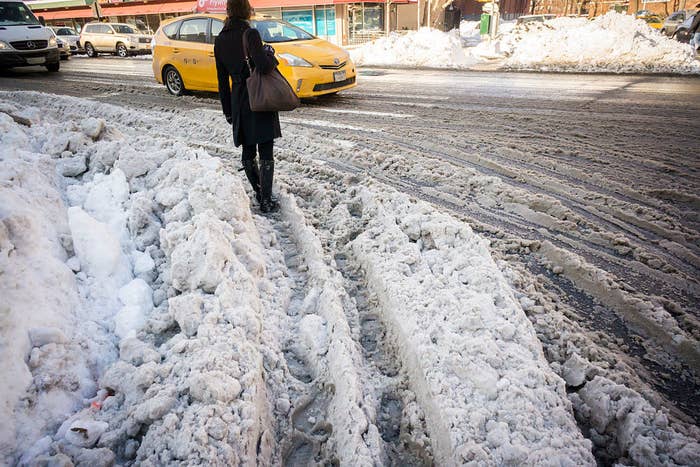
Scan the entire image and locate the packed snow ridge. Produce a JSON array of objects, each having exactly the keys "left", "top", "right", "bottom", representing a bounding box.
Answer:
[
  {"left": 1, "top": 91, "right": 699, "bottom": 466},
  {"left": 349, "top": 12, "right": 700, "bottom": 74}
]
